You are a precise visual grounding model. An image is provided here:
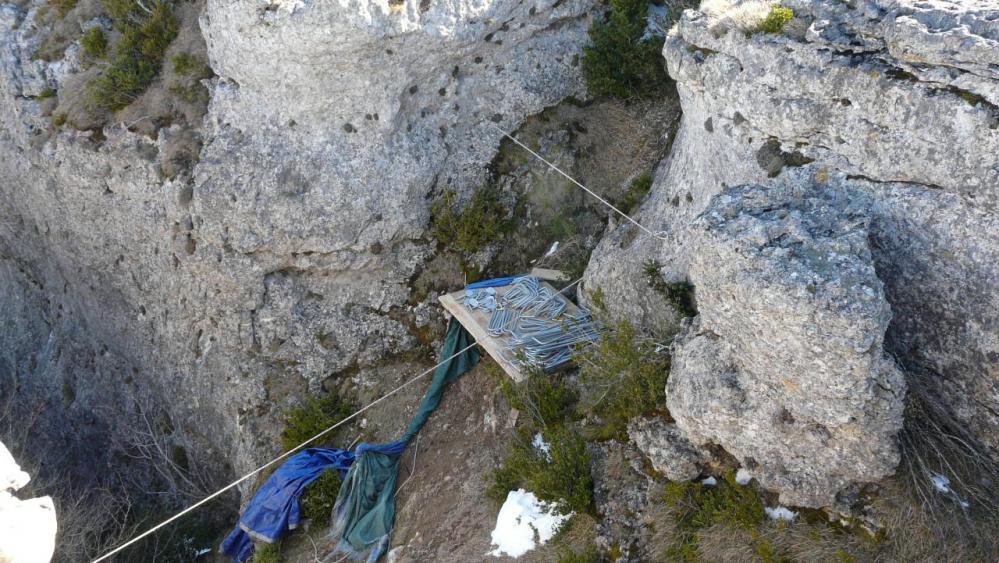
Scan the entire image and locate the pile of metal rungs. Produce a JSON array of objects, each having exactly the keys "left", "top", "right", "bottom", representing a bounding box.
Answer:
[{"left": 464, "top": 277, "right": 599, "bottom": 370}]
